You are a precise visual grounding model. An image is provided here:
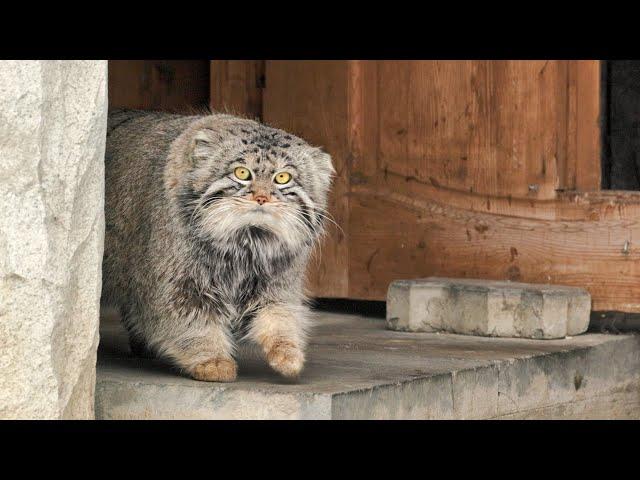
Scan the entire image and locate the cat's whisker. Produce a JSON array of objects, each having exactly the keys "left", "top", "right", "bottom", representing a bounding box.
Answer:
[
  {"left": 311, "top": 207, "right": 344, "bottom": 235},
  {"left": 190, "top": 195, "right": 227, "bottom": 225}
]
